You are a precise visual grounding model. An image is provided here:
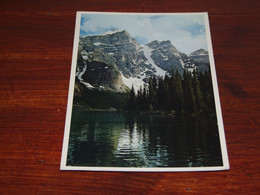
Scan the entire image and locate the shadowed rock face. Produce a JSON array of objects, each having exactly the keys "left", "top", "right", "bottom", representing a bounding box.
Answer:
[{"left": 83, "top": 60, "right": 127, "bottom": 92}]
